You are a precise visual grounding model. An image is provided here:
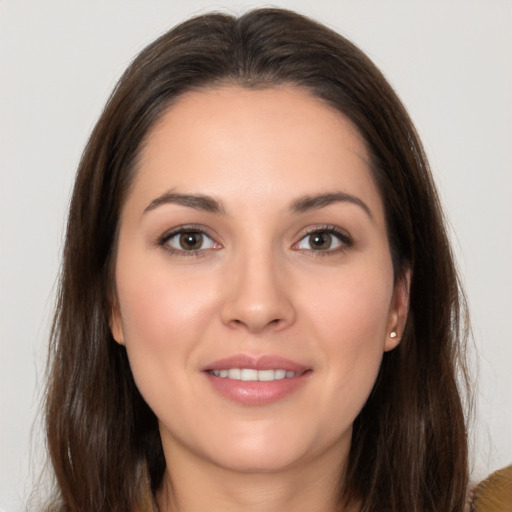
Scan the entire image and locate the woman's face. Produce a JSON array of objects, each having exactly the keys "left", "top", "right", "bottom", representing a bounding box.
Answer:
[{"left": 111, "top": 86, "right": 408, "bottom": 475}]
